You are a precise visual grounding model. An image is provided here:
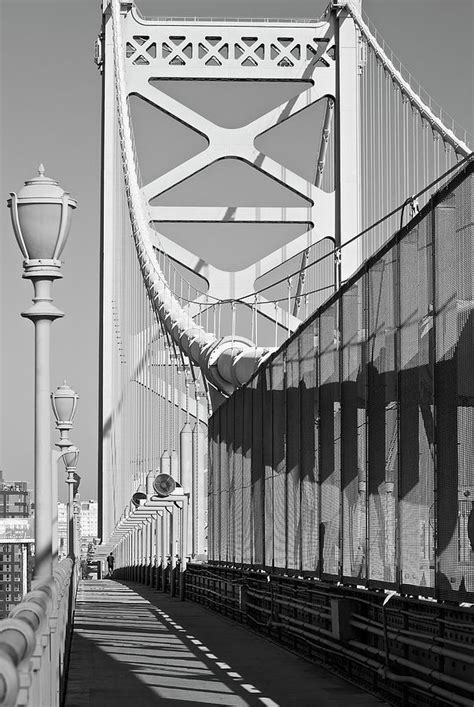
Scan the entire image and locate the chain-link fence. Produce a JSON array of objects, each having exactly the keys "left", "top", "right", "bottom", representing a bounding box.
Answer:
[{"left": 208, "top": 160, "right": 473, "bottom": 602}]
